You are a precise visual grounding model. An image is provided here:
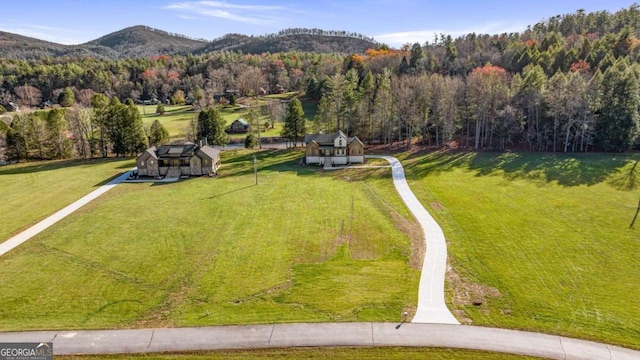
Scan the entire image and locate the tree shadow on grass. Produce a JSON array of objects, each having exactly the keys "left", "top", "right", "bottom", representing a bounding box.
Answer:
[
  {"left": 400, "top": 149, "right": 637, "bottom": 188},
  {"left": 204, "top": 185, "right": 254, "bottom": 199},
  {"left": 607, "top": 160, "right": 640, "bottom": 191},
  {"left": 0, "top": 157, "right": 133, "bottom": 176},
  {"left": 467, "top": 152, "right": 633, "bottom": 187}
]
